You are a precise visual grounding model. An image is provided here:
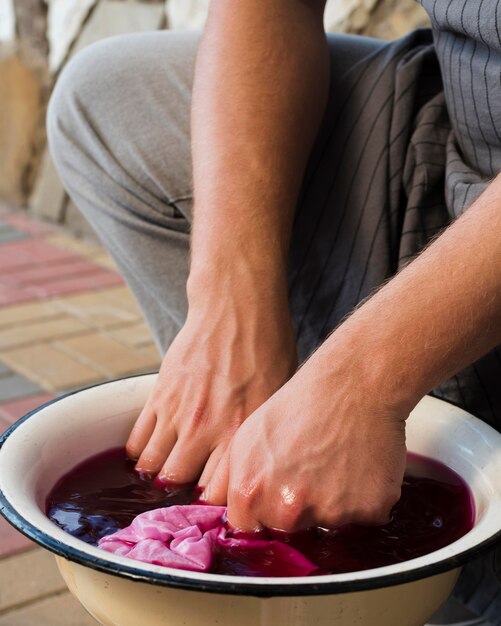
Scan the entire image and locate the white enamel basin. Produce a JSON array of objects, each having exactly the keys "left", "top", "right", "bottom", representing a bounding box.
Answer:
[{"left": 0, "top": 374, "right": 500, "bottom": 626}]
